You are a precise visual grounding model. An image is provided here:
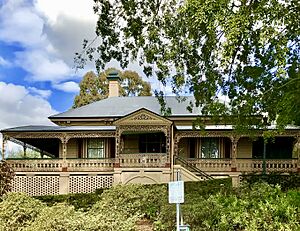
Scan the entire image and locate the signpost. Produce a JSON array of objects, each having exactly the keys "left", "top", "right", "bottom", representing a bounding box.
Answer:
[{"left": 168, "top": 170, "right": 190, "bottom": 231}]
